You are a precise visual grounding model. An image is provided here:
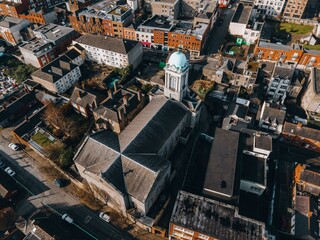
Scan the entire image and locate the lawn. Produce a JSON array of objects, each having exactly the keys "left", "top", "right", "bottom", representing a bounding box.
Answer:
[
  {"left": 280, "top": 23, "right": 313, "bottom": 35},
  {"left": 31, "top": 131, "right": 54, "bottom": 148},
  {"left": 304, "top": 44, "right": 320, "bottom": 51}
]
